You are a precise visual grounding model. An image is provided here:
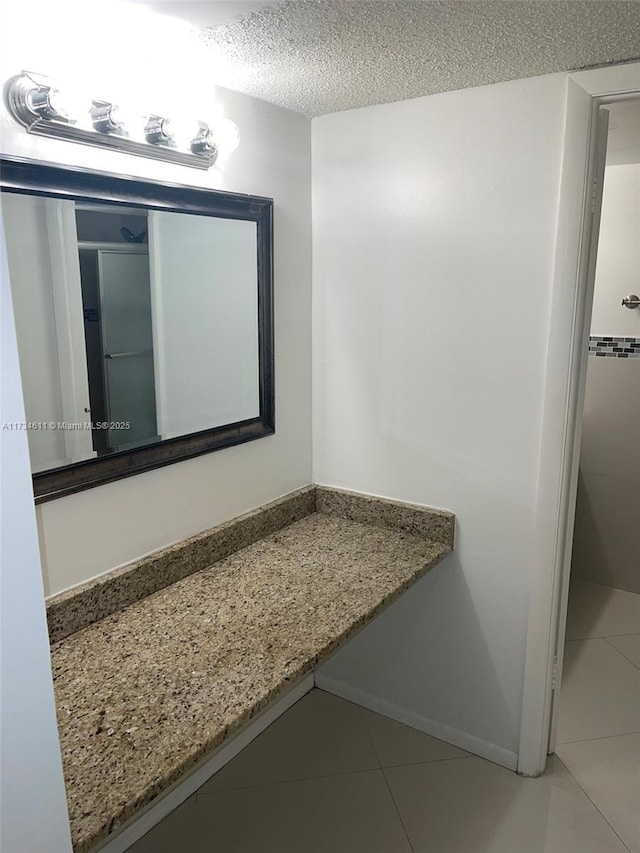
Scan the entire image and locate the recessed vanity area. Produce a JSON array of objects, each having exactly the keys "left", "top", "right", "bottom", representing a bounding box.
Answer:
[
  {"left": 49, "top": 486, "right": 453, "bottom": 852},
  {"left": 4, "top": 4, "right": 640, "bottom": 853},
  {"left": 0, "top": 151, "right": 454, "bottom": 852}
]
